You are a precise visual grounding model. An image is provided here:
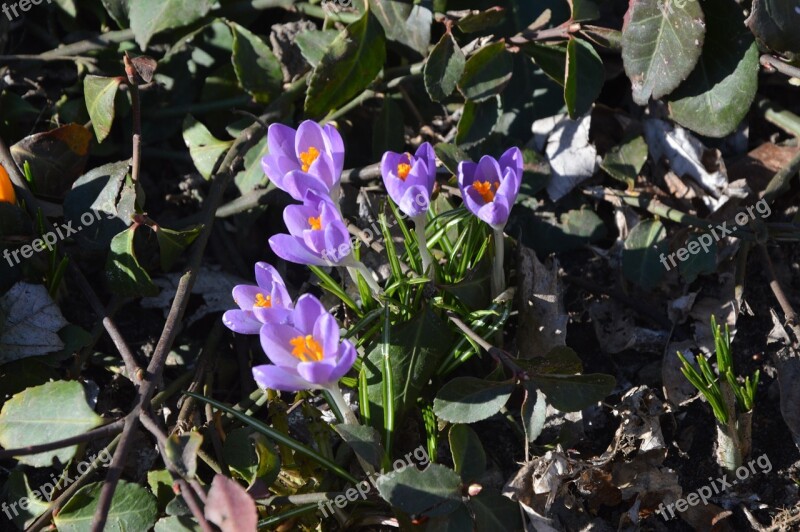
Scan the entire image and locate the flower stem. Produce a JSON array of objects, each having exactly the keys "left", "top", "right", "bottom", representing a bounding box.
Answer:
[
  {"left": 412, "top": 214, "right": 434, "bottom": 279},
  {"left": 349, "top": 261, "right": 383, "bottom": 296},
  {"left": 327, "top": 385, "right": 359, "bottom": 426},
  {"left": 491, "top": 227, "right": 505, "bottom": 297}
]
